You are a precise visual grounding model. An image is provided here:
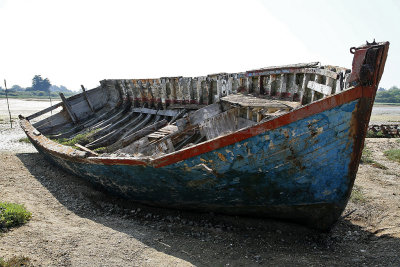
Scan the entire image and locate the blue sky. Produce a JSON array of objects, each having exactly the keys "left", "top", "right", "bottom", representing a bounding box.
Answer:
[{"left": 0, "top": 0, "right": 398, "bottom": 90}]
